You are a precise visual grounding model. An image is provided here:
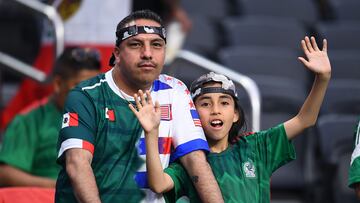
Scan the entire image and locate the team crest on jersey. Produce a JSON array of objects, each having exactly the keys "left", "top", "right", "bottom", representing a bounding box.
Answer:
[
  {"left": 105, "top": 107, "right": 115, "bottom": 121},
  {"left": 160, "top": 104, "right": 172, "bottom": 121},
  {"left": 243, "top": 159, "right": 256, "bottom": 178}
]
